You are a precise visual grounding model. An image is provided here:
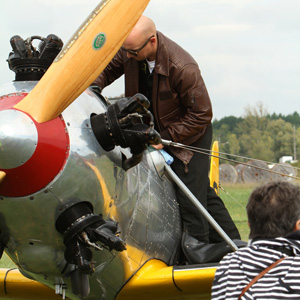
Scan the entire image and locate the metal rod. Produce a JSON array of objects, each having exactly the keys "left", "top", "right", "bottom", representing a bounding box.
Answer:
[
  {"left": 161, "top": 139, "right": 300, "bottom": 181},
  {"left": 164, "top": 164, "right": 238, "bottom": 252}
]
